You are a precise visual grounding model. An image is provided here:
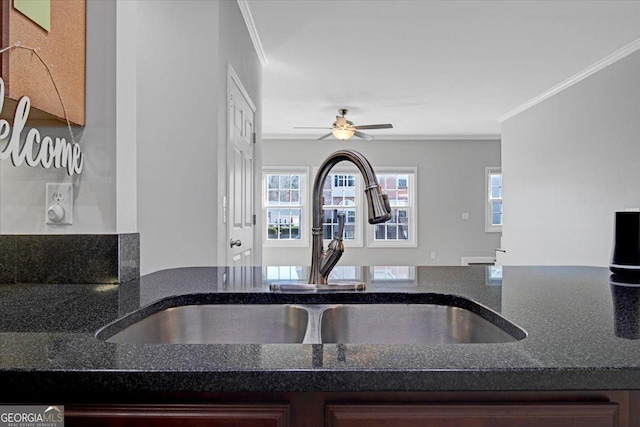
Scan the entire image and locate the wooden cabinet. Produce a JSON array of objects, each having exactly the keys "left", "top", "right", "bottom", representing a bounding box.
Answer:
[
  {"left": 0, "top": 0, "right": 85, "bottom": 126},
  {"left": 327, "top": 403, "right": 620, "bottom": 427},
  {"left": 62, "top": 391, "right": 639, "bottom": 427},
  {"left": 65, "top": 404, "right": 290, "bottom": 427}
]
